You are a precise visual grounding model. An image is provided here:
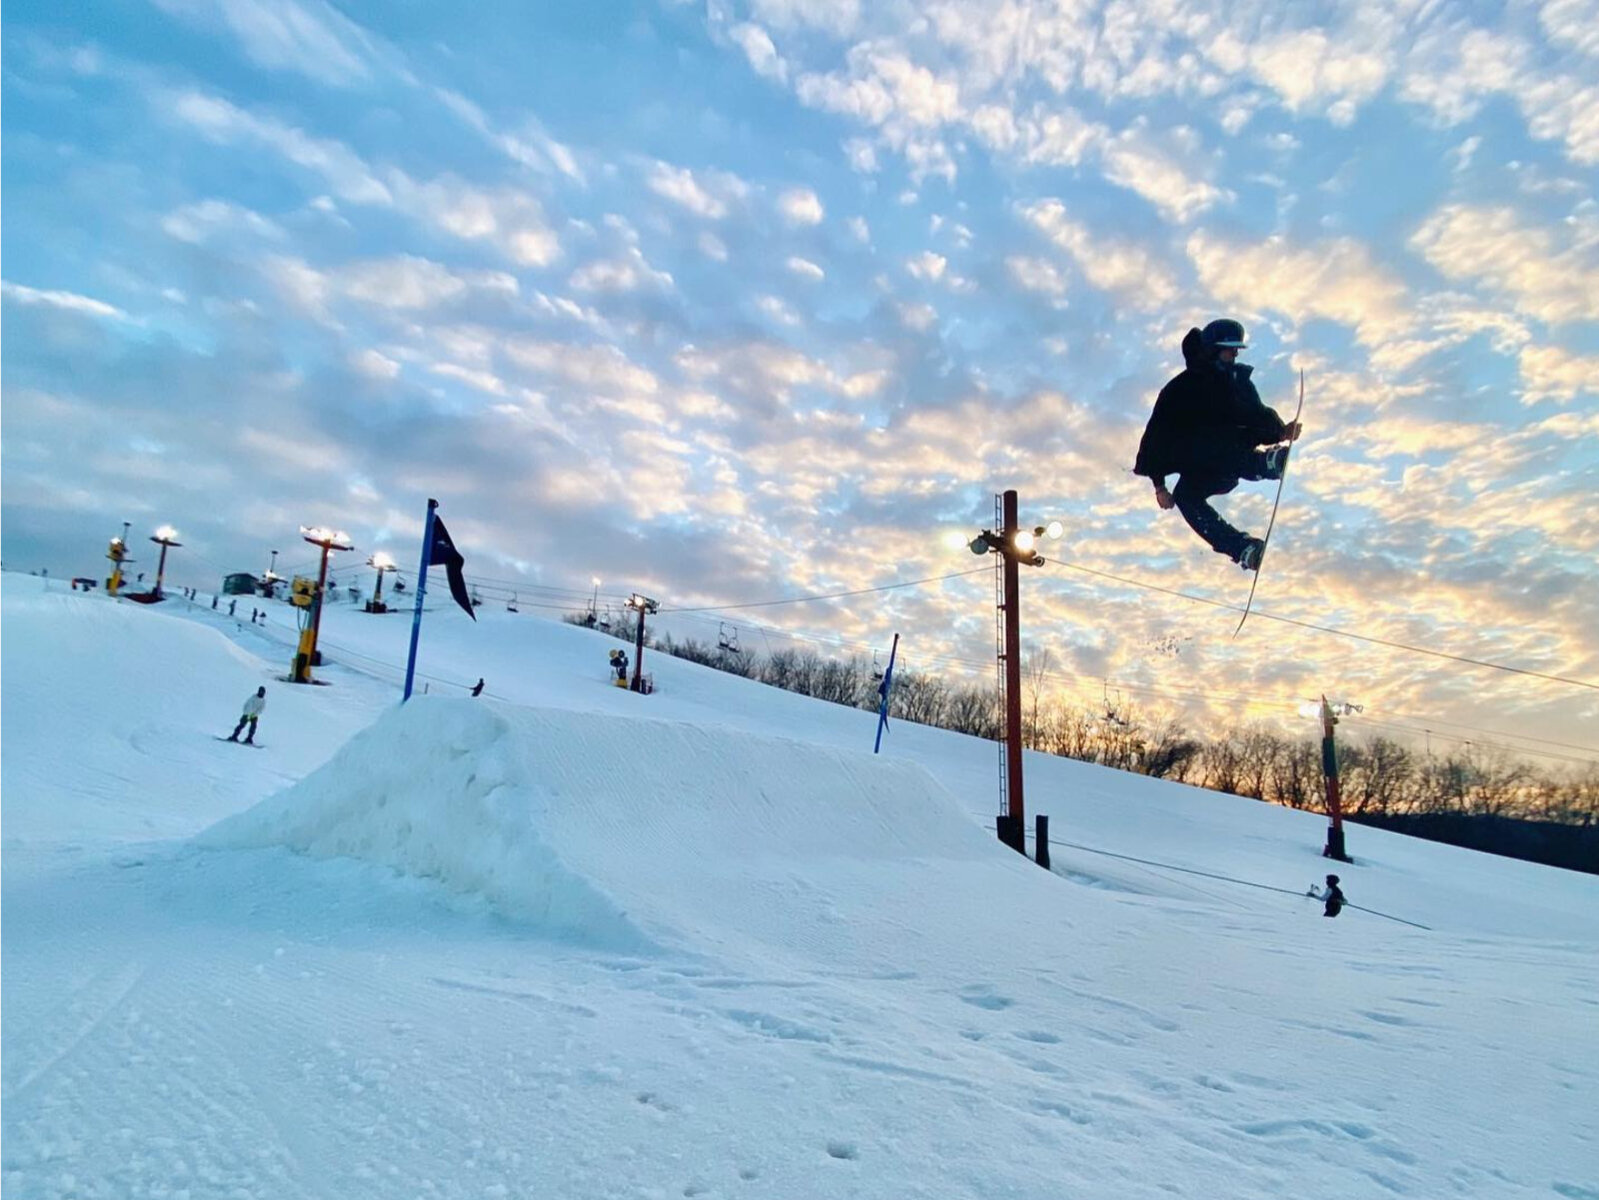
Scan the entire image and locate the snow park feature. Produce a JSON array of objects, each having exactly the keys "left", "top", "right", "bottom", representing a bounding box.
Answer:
[{"left": 3, "top": 572, "right": 1597, "bottom": 1199}]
